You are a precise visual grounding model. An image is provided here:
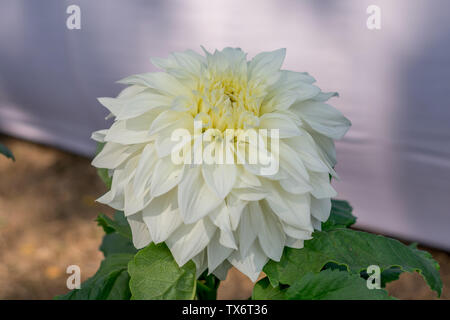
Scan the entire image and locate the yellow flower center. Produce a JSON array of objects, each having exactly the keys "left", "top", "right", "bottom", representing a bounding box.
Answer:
[{"left": 188, "top": 71, "right": 267, "bottom": 133}]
